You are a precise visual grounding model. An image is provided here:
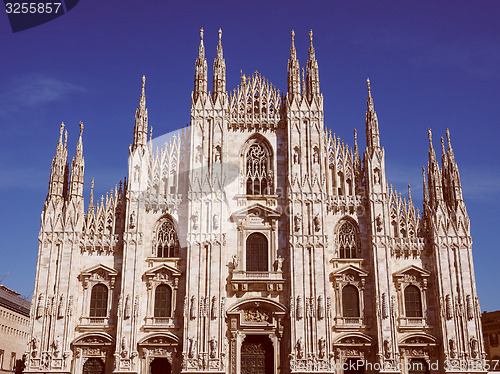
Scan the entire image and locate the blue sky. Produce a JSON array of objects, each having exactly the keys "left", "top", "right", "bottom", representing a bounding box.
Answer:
[{"left": 1, "top": 0, "right": 499, "bottom": 311}]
